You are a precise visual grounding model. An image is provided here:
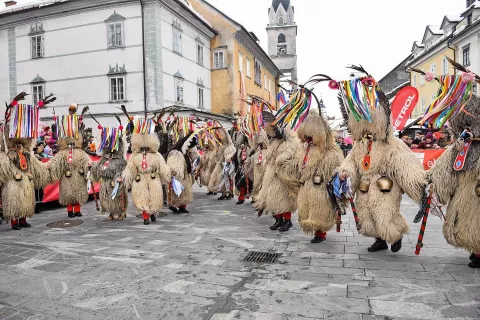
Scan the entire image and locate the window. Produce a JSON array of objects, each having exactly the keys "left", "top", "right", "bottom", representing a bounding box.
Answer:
[
  {"left": 278, "top": 17, "right": 284, "bottom": 25},
  {"left": 196, "top": 44, "right": 203, "bottom": 65},
  {"left": 264, "top": 75, "right": 268, "bottom": 90},
  {"left": 467, "top": 14, "right": 473, "bottom": 25},
  {"left": 445, "top": 28, "right": 451, "bottom": 35},
  {"left": 278, "top": 33, "right": 286, "bottom": 43},
  {"left": 421, "top": 98, "right": 426, "bottom": 112},
  {"left": 238, "top": 53, "right": 243, "bottom": 73},
  {"left": 463, "top": 45, "right": 470, "bottom": 66},
  {"left": 30, "top": 35, "right": 44, "bottom": 58},
  {"left": 254, "top": 59, "right": 261, "bottom": 85},
  {"left": 268, "top": 79, "right": 271, "bottom": 93},
  {"left": 442, "top": 58, "right": 449, "bottom": 75},
  {"left": 413, "top": 75, "right": 417, "bottom": 87},
  {"left": 173, "top": 29, "right": 182, "bottom": 54},
  {"left": 198, "top": 87, "right": 204, "bottom": 109},
  {"left": 246, "top": 58, "right": 251, "bottom": 78},
  {"left": 430, "top": 63, "right": 436, "bottom": 75},
  {"left": 175, "top": 78, "right": 184, "bottom": 103},
  {"left": 110, "top": 76, "right": 125, "bottom": 101},
  {"left": 431, "top": 94, "right": 437, "bottom": 105},
  {"left": 108, "top": 23, "right": 123, "bottom": 48},
  {"left": 214, "top": 50, "right": 225, "bottom": 69},
  {"left": 32, "top": 84, "right": 44, "bottom": 106},
  {"left": 420, "top": 73, "right": 425, "bottom": 86}
]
